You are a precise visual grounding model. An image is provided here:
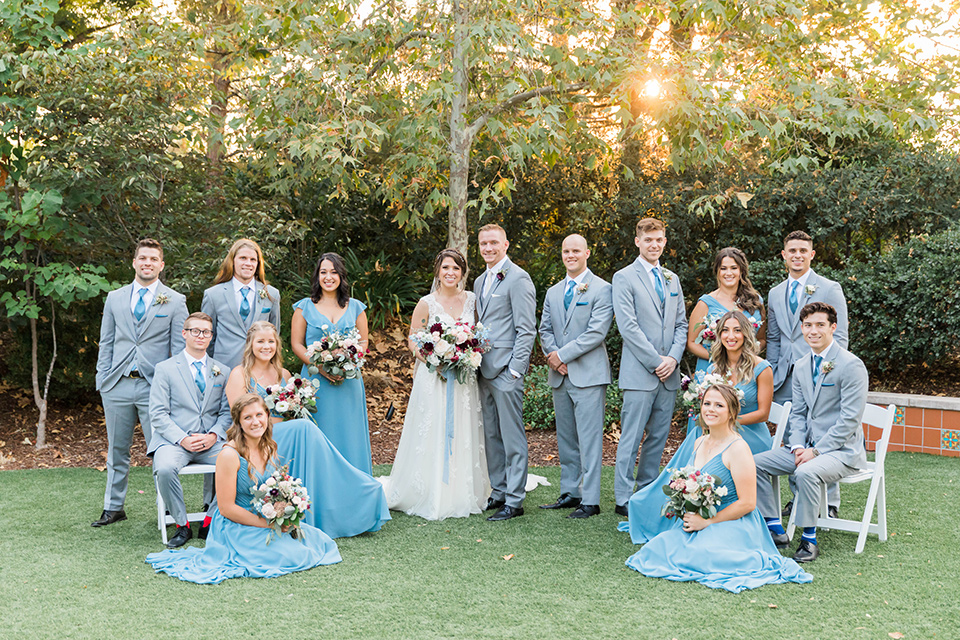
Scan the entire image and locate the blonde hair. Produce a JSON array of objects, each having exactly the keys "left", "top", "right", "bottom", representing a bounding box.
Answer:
[
  {"left": 697, "top": 383, "right": 741, "bottom": 433},
  {"left": 477, "top": 223, "right": 507, "bottom": 239},
  {"left": 213, "top": 239, "right": 272, "bottom": 300},
  {"left": 227, "top": 393, "right": 278, "bottom": 479},
  {"left": 240, "top": 321, "right": 285, "bottom": 394},
  {"left": 709, "top": 310, "right": 760, "bottom": 385}
]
